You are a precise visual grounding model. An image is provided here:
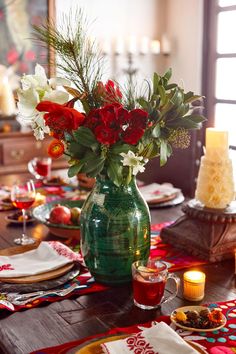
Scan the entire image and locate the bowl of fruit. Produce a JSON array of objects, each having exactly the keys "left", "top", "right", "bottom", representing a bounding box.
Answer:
[{"left": 33, "top": 200, "right": 83, "bottom": 239}]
